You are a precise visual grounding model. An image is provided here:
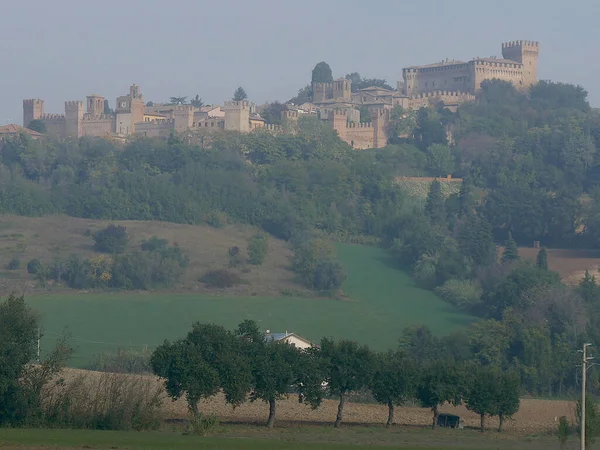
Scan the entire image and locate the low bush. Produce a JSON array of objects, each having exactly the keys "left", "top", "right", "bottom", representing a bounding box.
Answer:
[
  {"left": 27, "top": 258, "right": 42, "bottom": 275},
  {"left": 228, "top": 246, "right": 243, "bottom": 268},
  {"left": 183, "top": 413, "right": 220, "bottom": 436},
  {"left": 436, "top": 278, "right": 482, "bottom": 310},
  {"left": 87, "top": 348, "right": 152, "bottom": 374},
  {"left": 141, "top": 236, "right": 169, "bottom": 252},
  {"left": 205, "top": 211, "right": 228, "bottom": 228},
  {"left": 200, "top": 269, "right": 244, "bottom": 288},
  {"left": 7, "top": 256, "right": 21, "bottom": 270},
  {"left": 247, "top": 233, "right": 268, "bottom": 265},
  {"left": 93, "top": 225, "right": 128, "bottom": 254},
  {"left": 42, "top": 372, "right": 163, "bottom": 431},
  {"left": 312, "top": 259, "right": 346, "bottom": 291}
]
